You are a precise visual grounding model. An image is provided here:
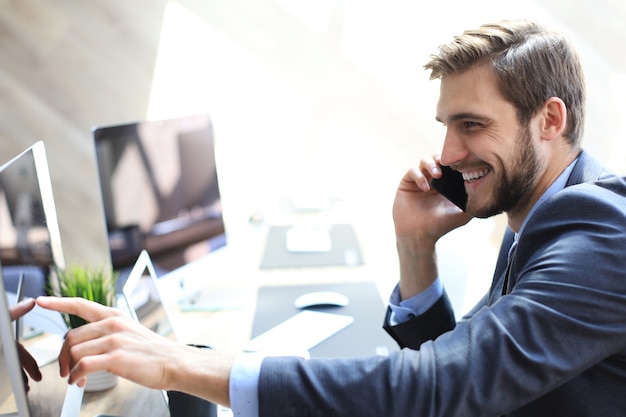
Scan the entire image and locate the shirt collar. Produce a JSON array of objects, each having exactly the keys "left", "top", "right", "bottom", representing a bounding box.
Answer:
[{"left": 515, "top": 157, "right": 579, "bottom": 241}]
